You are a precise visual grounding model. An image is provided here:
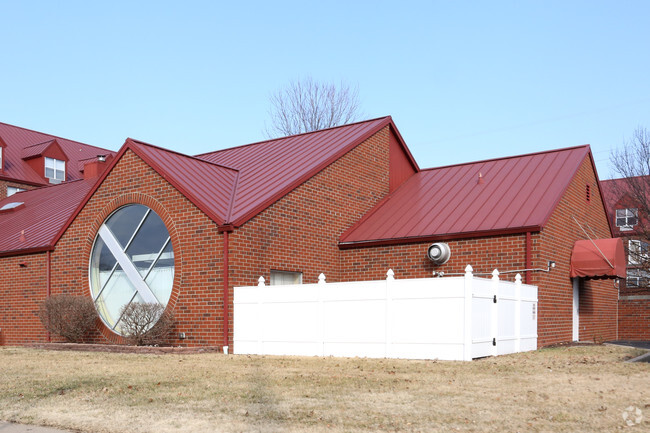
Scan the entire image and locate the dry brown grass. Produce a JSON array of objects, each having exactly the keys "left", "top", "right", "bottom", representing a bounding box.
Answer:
[{"left": 0, "top": 345, "right": 648, "bottom": 432}]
